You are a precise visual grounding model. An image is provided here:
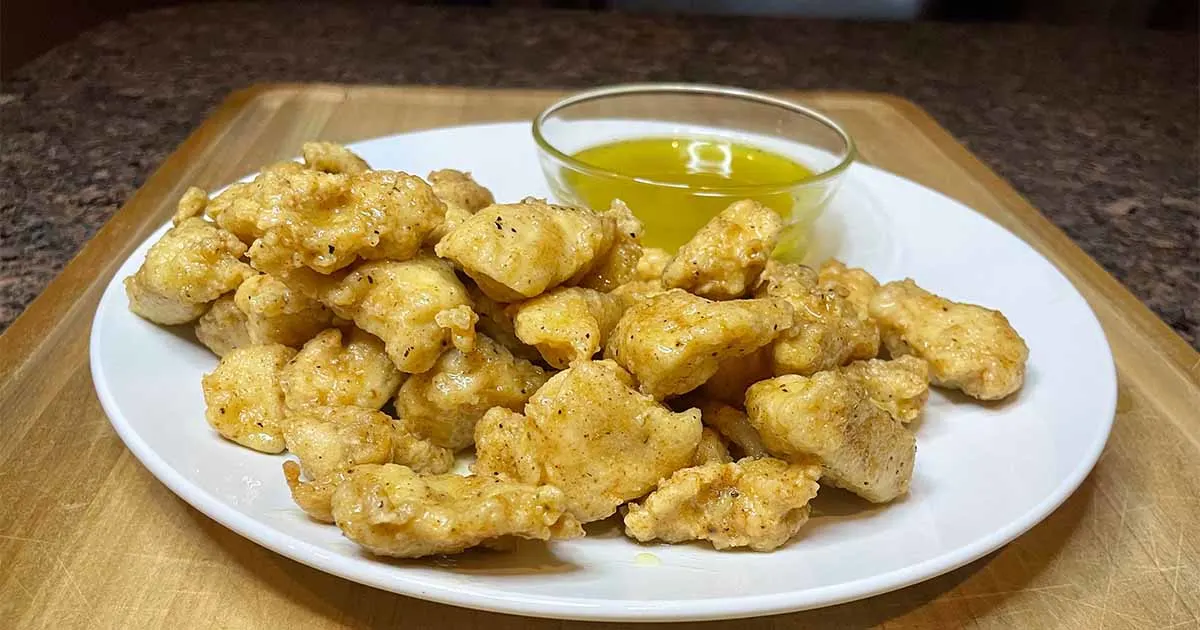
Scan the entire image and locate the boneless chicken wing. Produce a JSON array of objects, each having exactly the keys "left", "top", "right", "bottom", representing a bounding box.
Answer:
[
  {"left": 692, "top": 428, "right": 733, "bottom": 465},
  {"left": 302, "top": 141, "right": 370, "bottom": 175},
  {"left": 511, "top": 287, "right": 625, "bottom": 368},
  {"left": 195, "top": 294, "right": 251, "bottom": 357},
  {"left": 473, "top": 360, "right": 702, "bottom": 522},
  {"left": 817, "top": 259, "right": 880, "bottom": 318},
  {"left": 434, "top": 198, "right": 616, "bottom": 302},
  {"left": 839, "top": 356, "right": 930, "bottom": 423},
  {"left": 745, "top": 372, "right": 915, "bottom": 503},
  {"left": 428, "top": 169, "right": 495, "bottom": 214},
  {"left": 280, "top": 328, "right": 404, "bottom": 410},
  {"left": 869, "top": 279, "right": 1028, "bottom": 400},
  {"left": 330, "top": 464, "right": 583, "bottom": 558},
  {"left": 320, "top": 257, "right": 474, "bottom": 373},
  {"left": 604, "top": 289, "right": 793, "bottom": 399},
  {"left": 201, "top": 344, "right": 295, "bottom": 453},
  {"left": 234, "top": 273, "right": 333, "bottom": 348},
  {"left": 755, "top": 261, "right": 879, "bottom": 376},
  {"left": 623, "top": 457, "right": 821, "bottom": 551},
  {"left": 575, "top": 200, "right": 644, "bottom": 292},
  {"left": 662, "top": 200, "right": 783, "bottom": 300},
  {"left": 125, "top": 216, "right": 254, "bottom": 325},
  {"left": 394, "top": 334, "right": 549, "bottom": 451},
  {"left": 697, "top": 400, "right": 768, "bottom": 459}
]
